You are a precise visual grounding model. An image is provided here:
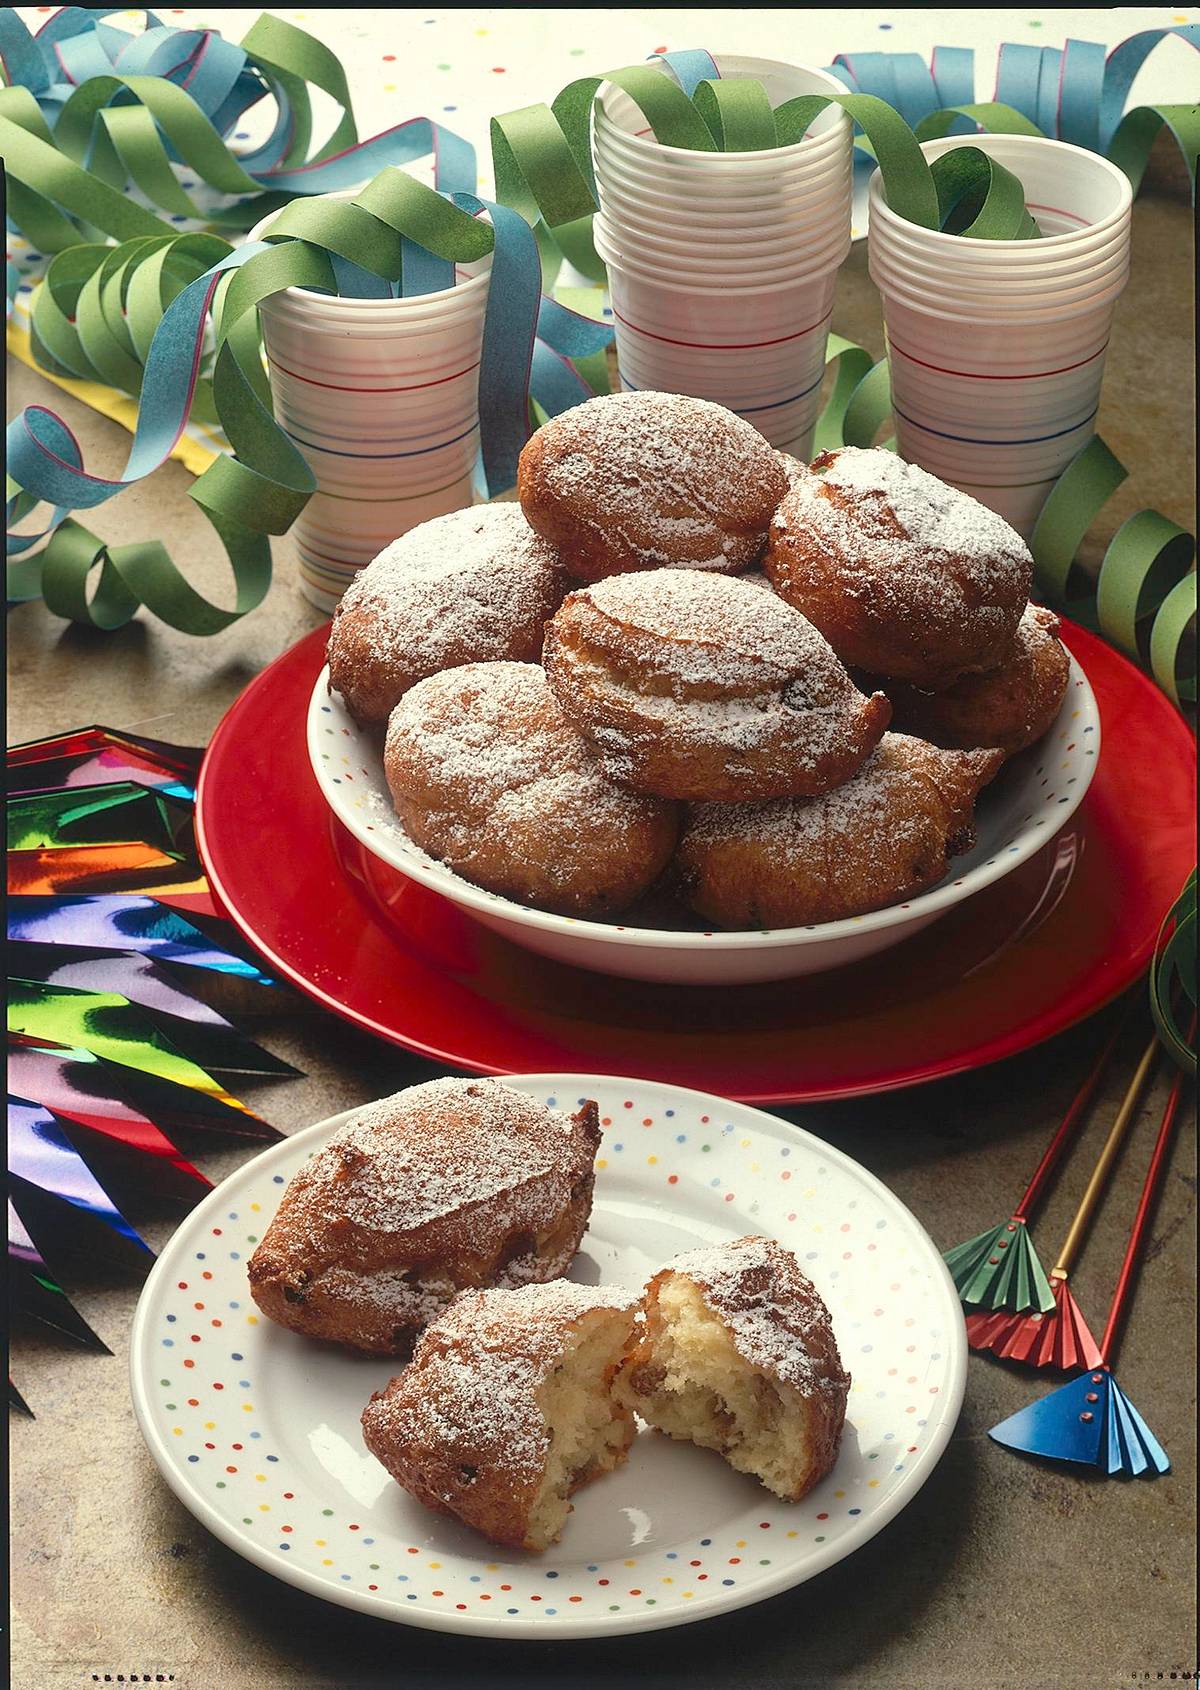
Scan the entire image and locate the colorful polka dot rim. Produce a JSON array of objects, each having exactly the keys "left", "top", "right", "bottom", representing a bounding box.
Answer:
[
  {"left": 130, "top": 1075, "right": 966, "bottom": 1639},
  {"left": 305, "top": 653, "right": 1100, "bottom": 983}
]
